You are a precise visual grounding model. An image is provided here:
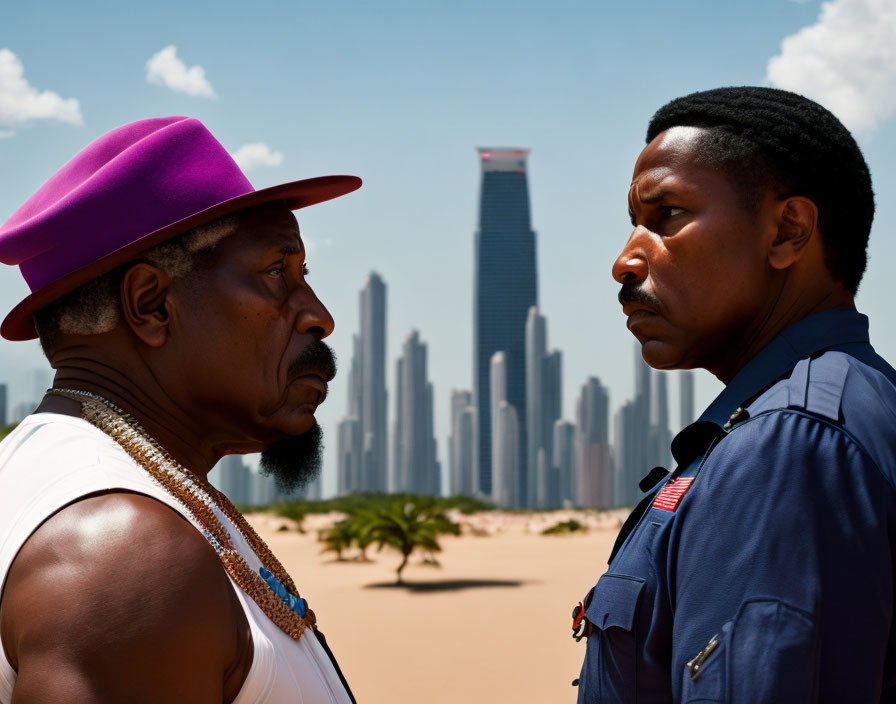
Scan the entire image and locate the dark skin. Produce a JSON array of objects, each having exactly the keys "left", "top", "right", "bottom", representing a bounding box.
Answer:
[
  {"left": 0, "top": 202, "right": 335, "bottom": 702},
  {"left": 613, "top": 125, "right": 855, "bottom": 382}
]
